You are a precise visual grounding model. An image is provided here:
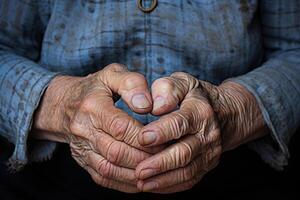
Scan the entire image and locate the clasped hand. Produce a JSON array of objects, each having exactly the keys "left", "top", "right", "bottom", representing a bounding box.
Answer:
[{"left": 33, "top": 63, "right": 267, "bottom": 193}]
